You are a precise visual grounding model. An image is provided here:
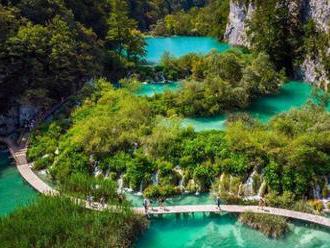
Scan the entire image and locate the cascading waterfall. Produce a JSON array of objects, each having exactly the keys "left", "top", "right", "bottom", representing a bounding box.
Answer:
[
  {"left": 312, "top": 185, "right": 321, "bottom": 199},
  {"left": 244, "top": 171, "right": 256, "bottom": 196},
  {"left": 117, "top": 174, "right": 124, "bottom": 194},
  {"left": 179, "top": 175, "right": 185, "bottom": 191},
  {"left": 135, "top": 181, "right": 144, "bottom": 196},
  {"left": 152, "top": 171, "right": 159, "bottom": 185}
]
